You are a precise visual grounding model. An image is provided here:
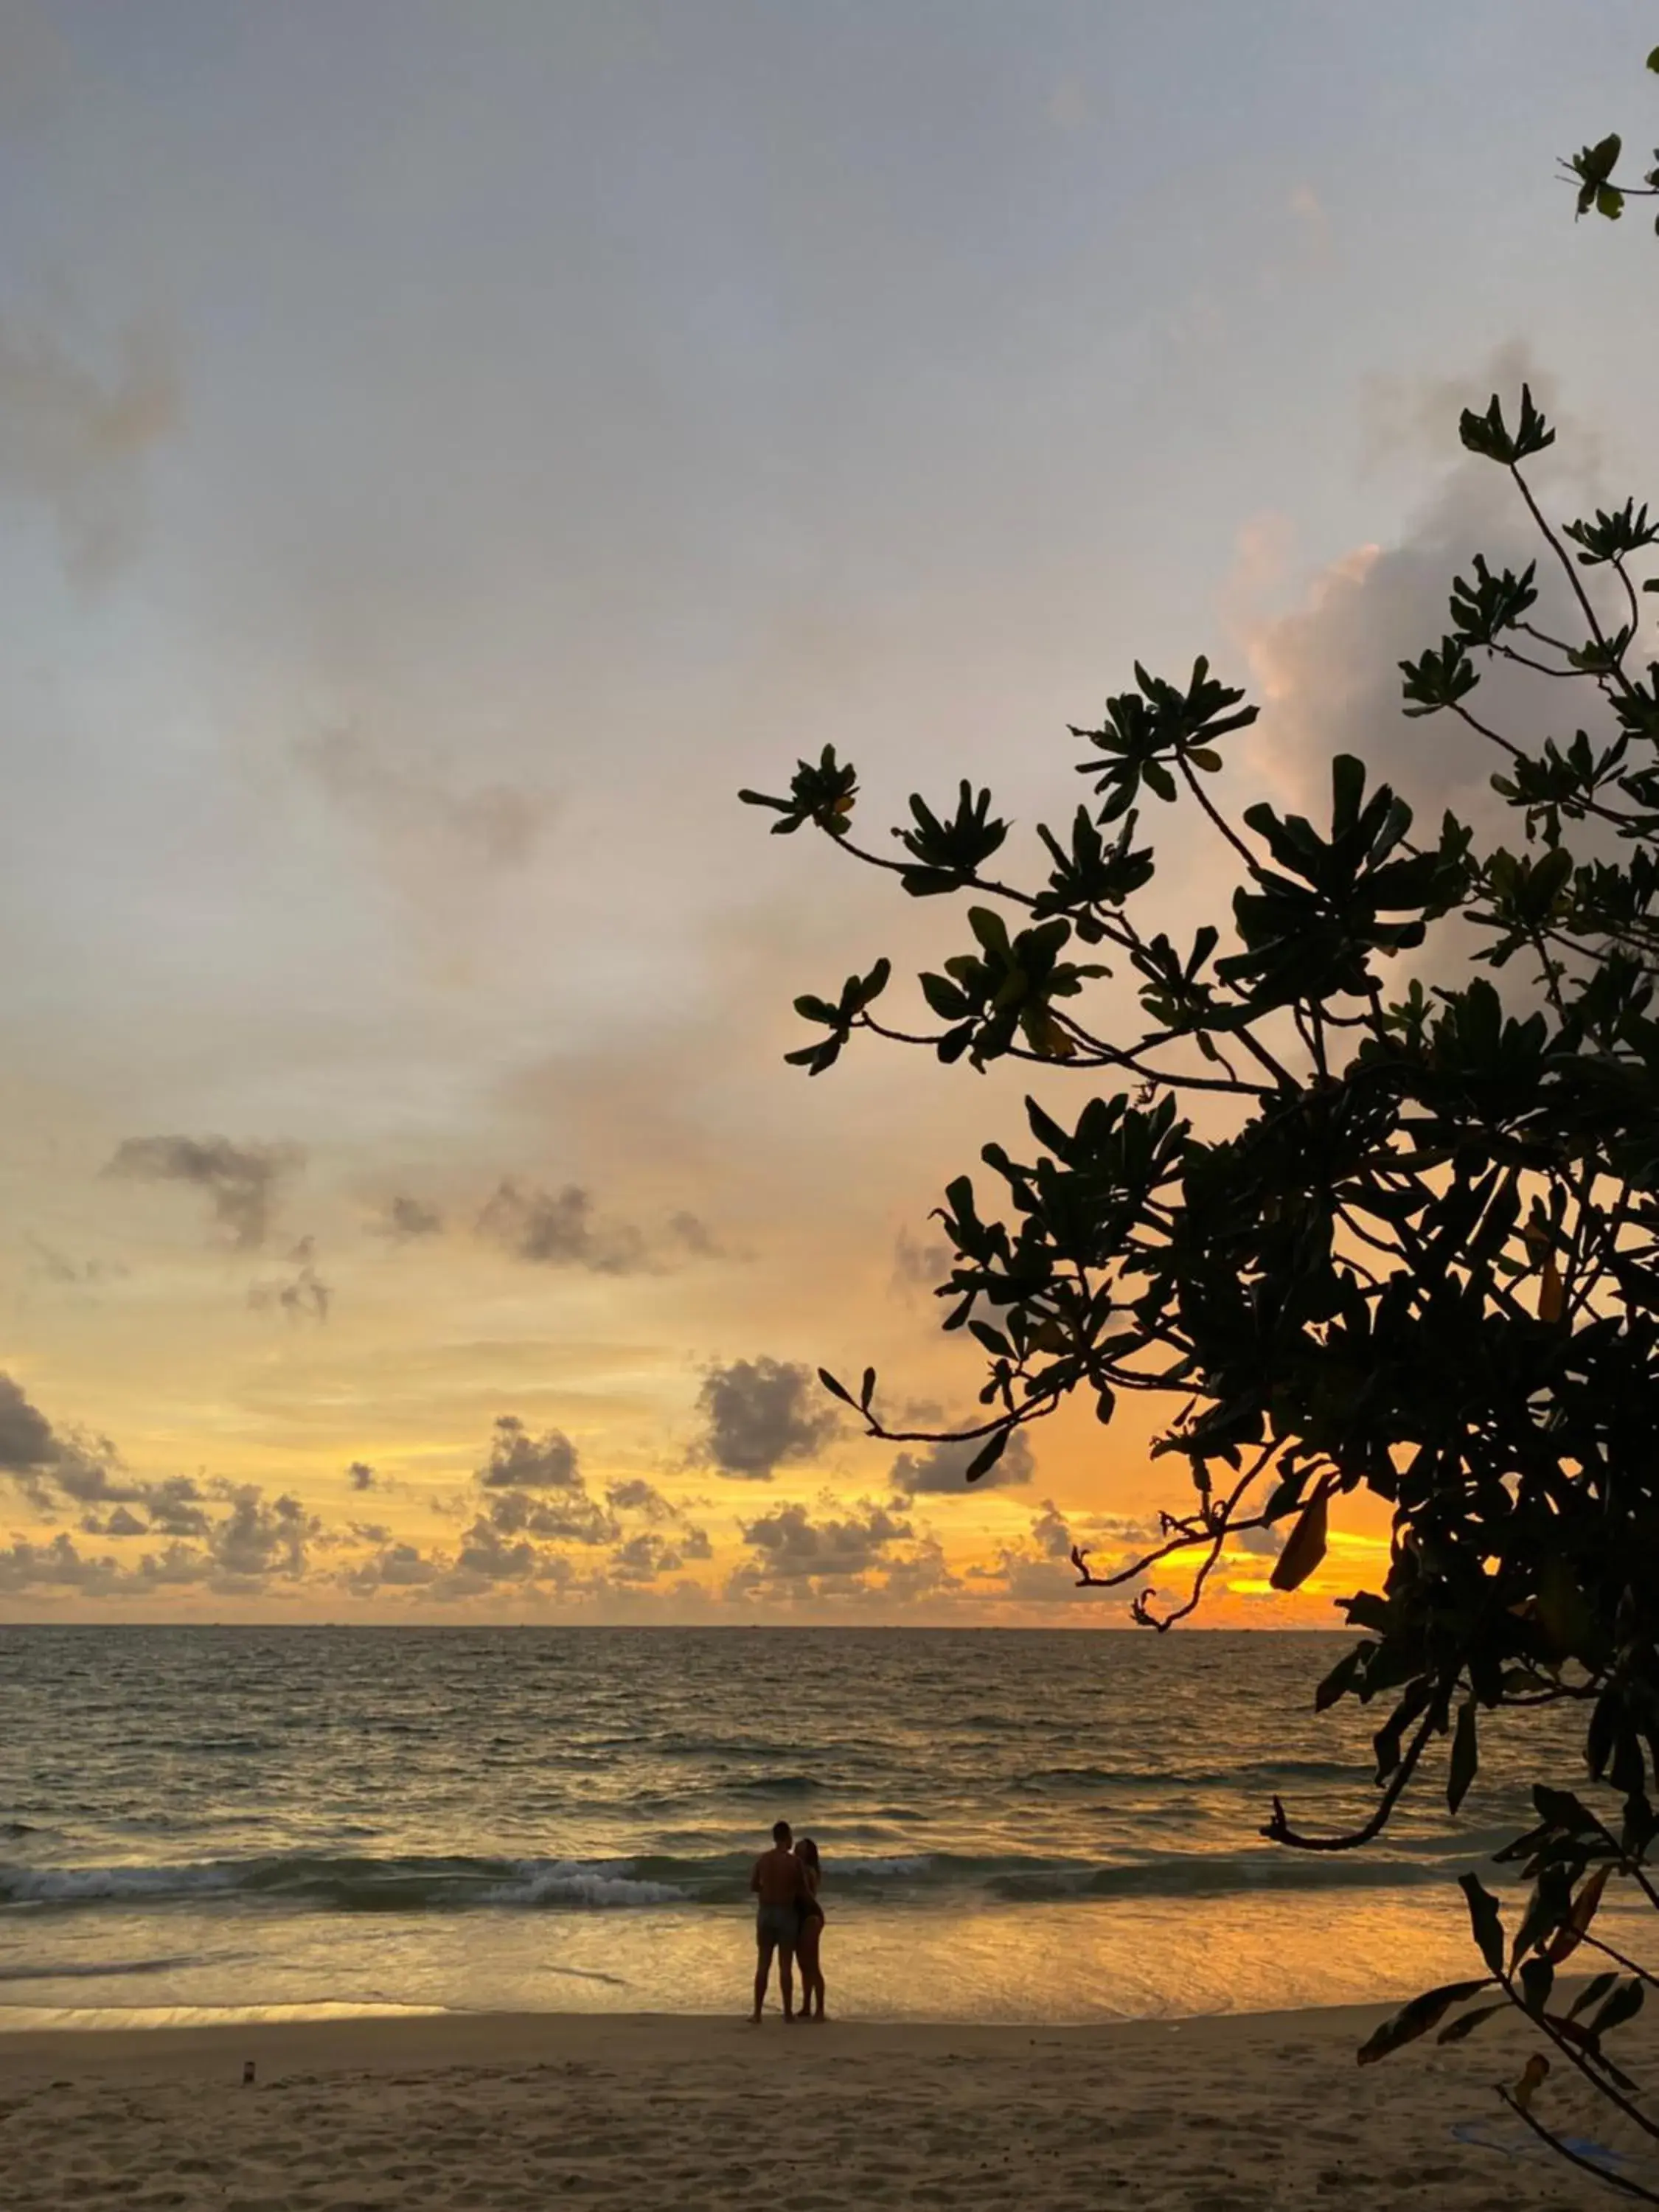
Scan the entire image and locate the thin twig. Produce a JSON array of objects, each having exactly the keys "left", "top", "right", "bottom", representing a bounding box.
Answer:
[{"left": 1494, "top": 2088, "right": 1659, "bottom": 2205}]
